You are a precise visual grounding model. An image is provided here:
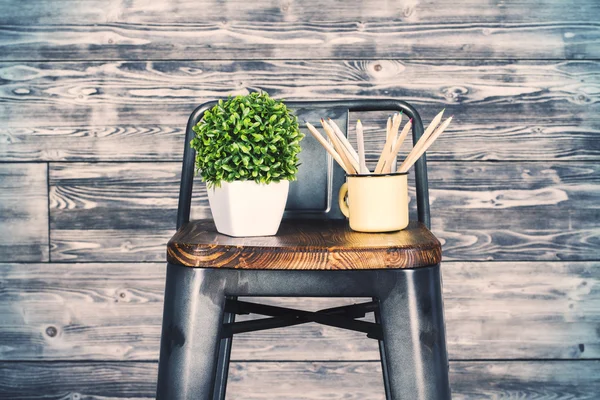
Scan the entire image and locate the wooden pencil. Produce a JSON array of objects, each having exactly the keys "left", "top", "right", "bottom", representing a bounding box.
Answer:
[
  {"left": 321, "top": 119, "right": 359, "bottom": 174},
  {"left": 383, "top": 118, "right": 412, "bottom": 173},
  {"left": 398, "top": 116, "right": 453, "bottom": 173},
  {"left": 389, "top": 113, "right": 402, "bottom": 172},
  {"left": 327, "top": 118, "right": 359, "bottom": 164},
  {"left": 415, "top": 109, "right": 445, "bottom": 147},
  {"left": 305, "top": 122, "right": 351, "bottom": 174},
  {"left": 374, "top": 116, "right": 394, "bottom": 174},
  {"left": 310, "top": 109, "right": 450, "bottom": 176},
  {"left": 397, "top": 109, "right": 445, "bottom": 172},
  {"left": 355, "top": 119, "right": 369, "bottom": 174}
]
